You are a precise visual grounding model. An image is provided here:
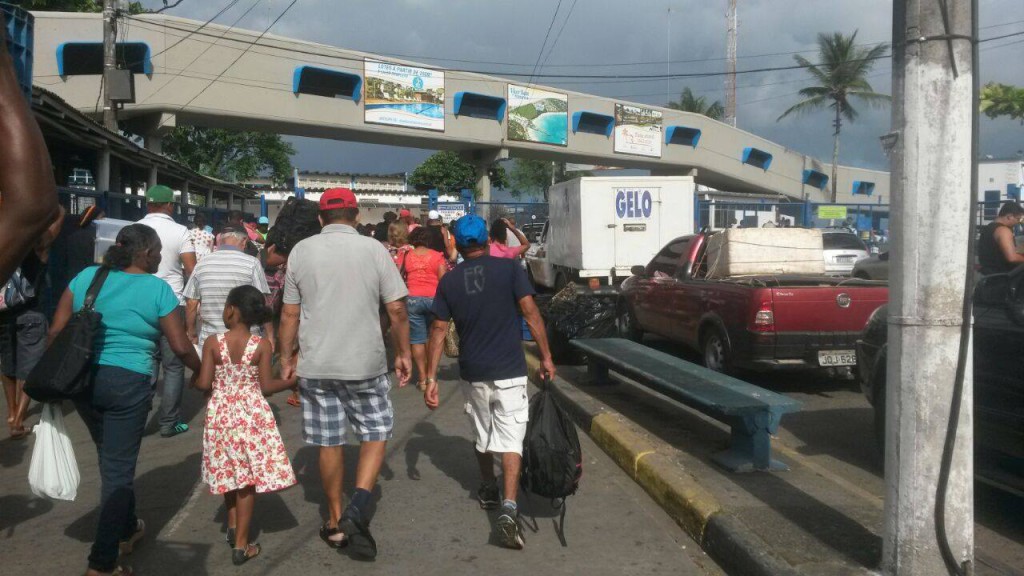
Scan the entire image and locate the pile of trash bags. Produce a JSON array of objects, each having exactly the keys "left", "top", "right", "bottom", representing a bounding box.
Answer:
[{"left": 539, "top": 284, "right": 621, "bottom": 364}]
